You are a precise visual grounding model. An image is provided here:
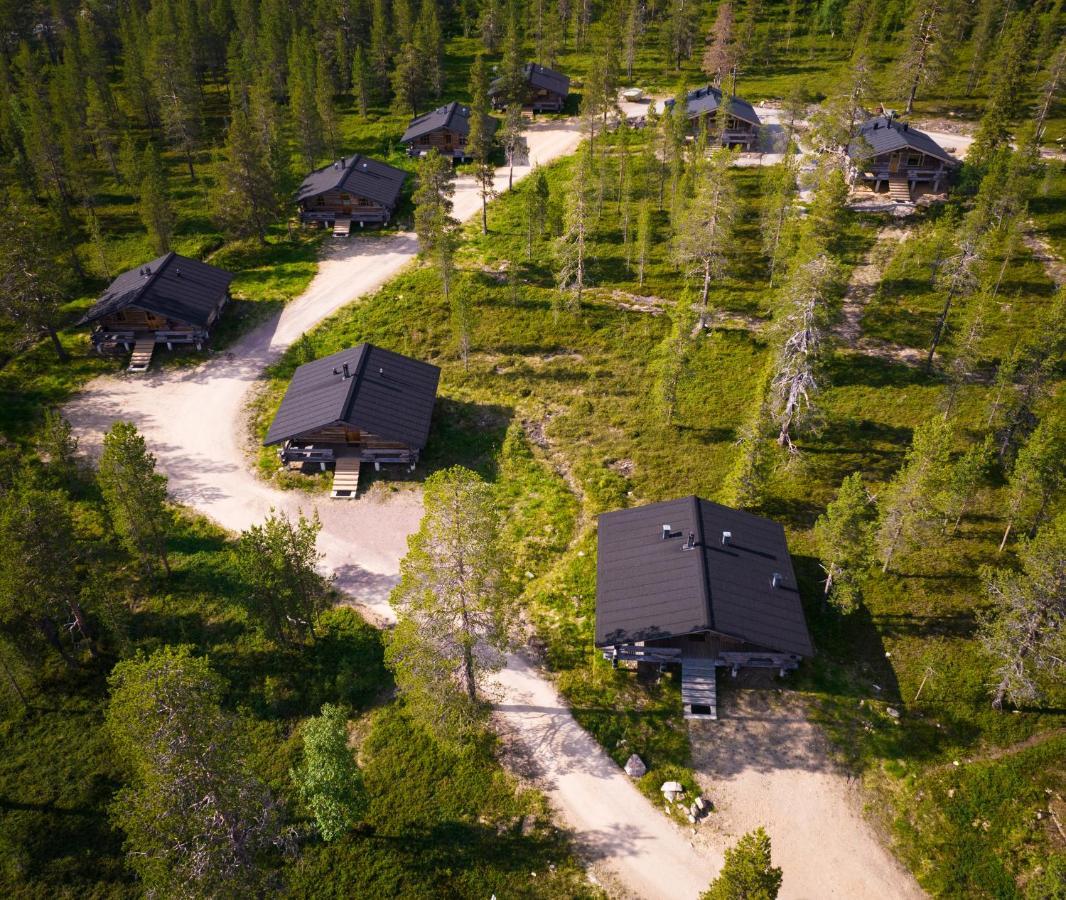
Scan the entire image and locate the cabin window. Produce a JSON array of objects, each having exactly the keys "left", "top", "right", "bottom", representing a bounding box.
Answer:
[
  {"left": 114, "top": 310, "right": 126, "bottom": 322},
  {"left": 906, "top": 153, "right": 922, "bottom": 167},
  {"left": 315, "top": 196, "right": 325, "bottom": 205},
  {"left": 340, "top": 193, "right": 351, "bottom": 200}
]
